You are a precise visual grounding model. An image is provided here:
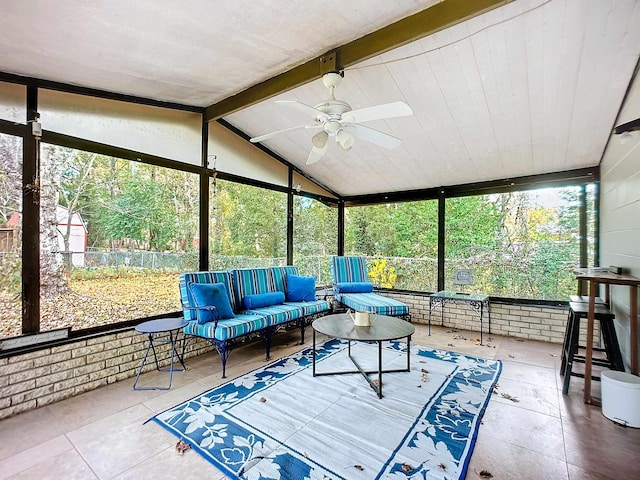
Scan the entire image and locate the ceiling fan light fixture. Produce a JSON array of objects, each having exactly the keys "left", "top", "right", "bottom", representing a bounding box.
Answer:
[
  {"left": 312, "top": 130, "right": 328, "bottom": 148},
  {"left": 336, "top": 129, "right": 354, "bottom": 150}
]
